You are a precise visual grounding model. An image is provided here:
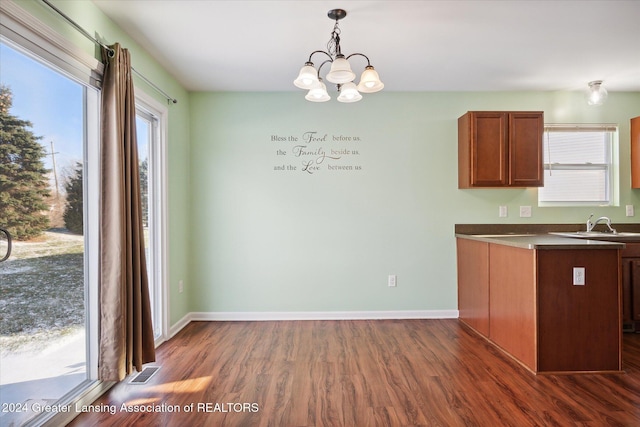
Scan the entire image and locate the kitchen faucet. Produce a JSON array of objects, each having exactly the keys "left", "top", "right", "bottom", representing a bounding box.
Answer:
[{"left": 586, "top": 214, "right": 617, "bottom": 234}]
